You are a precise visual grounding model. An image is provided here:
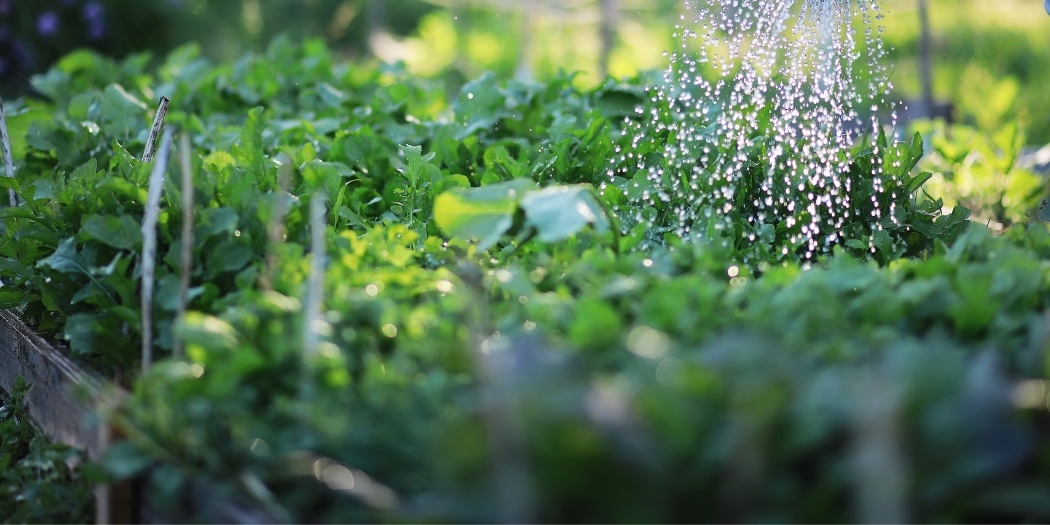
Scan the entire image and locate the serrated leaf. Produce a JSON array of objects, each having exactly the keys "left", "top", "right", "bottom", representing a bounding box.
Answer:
[{"left": 232, "top": 106, "right": 266, "bottom": 175}]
